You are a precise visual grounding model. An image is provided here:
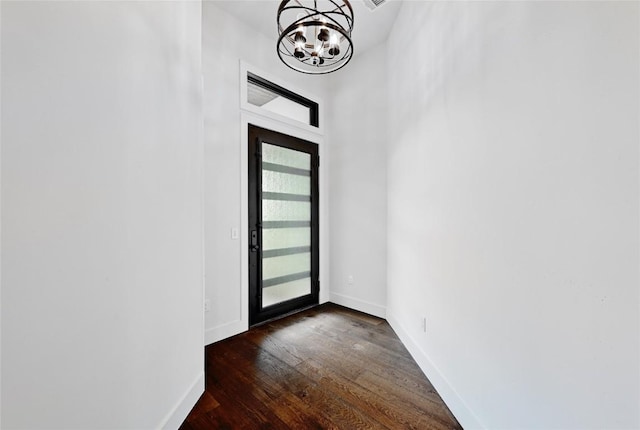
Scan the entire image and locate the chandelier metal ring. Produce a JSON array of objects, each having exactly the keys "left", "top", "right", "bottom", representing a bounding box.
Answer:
[{"left": 277, "top": 0, "right": 355, "bottom": 74}]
